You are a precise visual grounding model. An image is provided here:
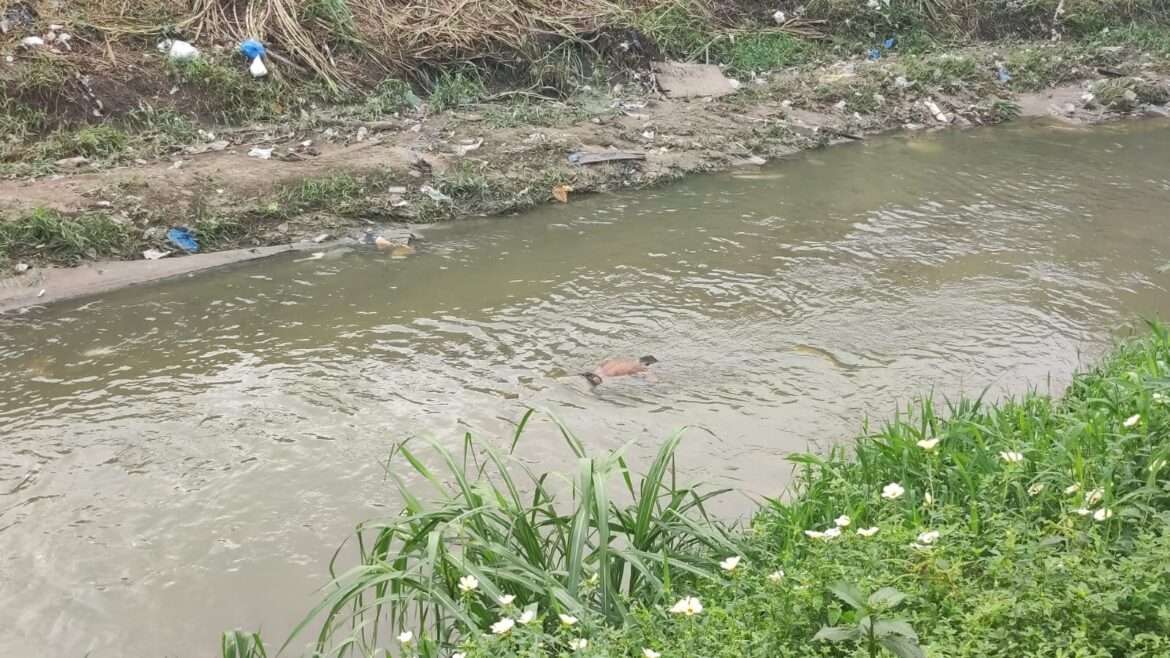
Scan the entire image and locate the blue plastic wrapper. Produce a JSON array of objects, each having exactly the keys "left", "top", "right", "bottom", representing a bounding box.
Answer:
[
  {"left": 240, "top": 39, "right": 266, "bottom": 60},
  {"left": 167, "top": 227, "right": 200, "bottom": 253}
]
